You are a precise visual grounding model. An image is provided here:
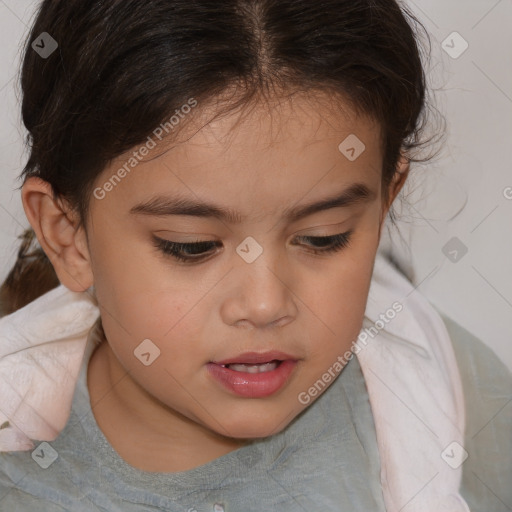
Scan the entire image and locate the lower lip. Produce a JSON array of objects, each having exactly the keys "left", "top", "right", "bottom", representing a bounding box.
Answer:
[{"left": 206, "top": 360, "right": 297, "bottom": 398}]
